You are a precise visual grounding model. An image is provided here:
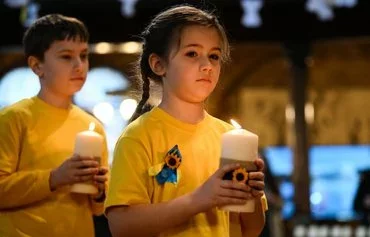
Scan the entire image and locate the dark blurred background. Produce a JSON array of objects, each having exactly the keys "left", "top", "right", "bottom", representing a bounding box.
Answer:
[{"left": 1, "top": 1, "right": 370, "bottom": 236}]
